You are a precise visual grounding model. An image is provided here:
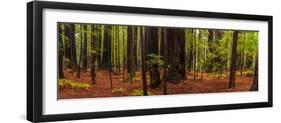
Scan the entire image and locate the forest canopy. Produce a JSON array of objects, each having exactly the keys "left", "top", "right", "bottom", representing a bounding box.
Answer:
[{"left": 58, "top": 23, "right": 258, "bottom": 99}]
